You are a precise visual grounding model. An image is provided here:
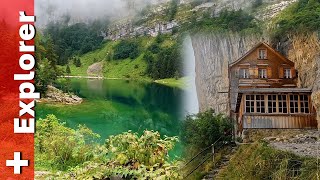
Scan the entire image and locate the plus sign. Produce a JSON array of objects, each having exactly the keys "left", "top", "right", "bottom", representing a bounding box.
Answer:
[{"left": 6, "top": 152, "right": 29, "bottom": 174}]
